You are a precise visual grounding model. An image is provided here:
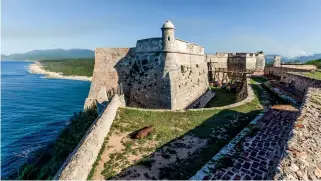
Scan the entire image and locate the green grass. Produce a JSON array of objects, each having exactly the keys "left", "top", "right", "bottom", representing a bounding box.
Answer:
[
  {"left": 40, "top": 59, "right": 94, "bottom": 77},
  {"left": 7, "top": 107, "right": 98, "bottom": 180},
  {"left": 205, "top": 88, "right": 237, "bottom": 107},
  {"left": 88, "top": 79, "right": 270, "bottom": 179},
  {"left": 250, "top": 76, "right": 268, "bottom": 84},
  {"left": 302, "top": 71, "right": 321, "bottom": 80}
]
